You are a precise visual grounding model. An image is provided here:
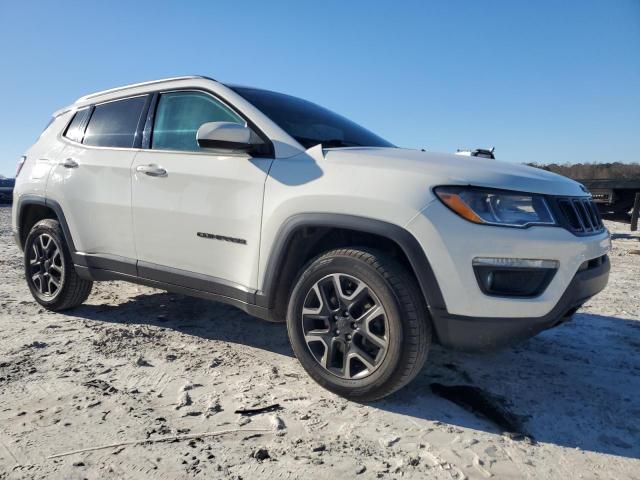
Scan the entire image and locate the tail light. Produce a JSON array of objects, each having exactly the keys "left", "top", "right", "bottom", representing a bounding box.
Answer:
[{"left": 16, "top": 155, "right": 26, "bottom": 177}]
